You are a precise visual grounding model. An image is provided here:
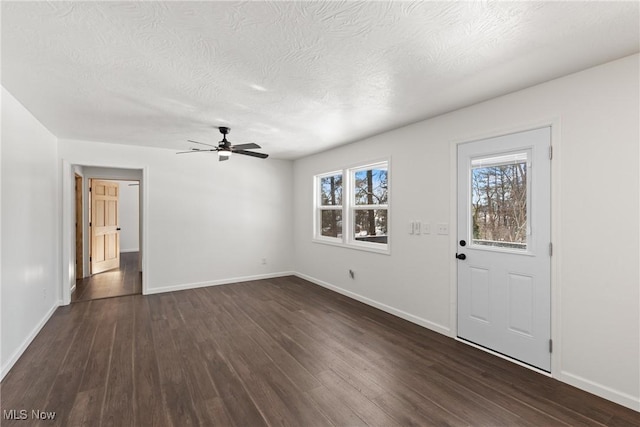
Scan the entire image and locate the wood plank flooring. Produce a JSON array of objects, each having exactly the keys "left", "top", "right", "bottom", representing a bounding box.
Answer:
[
  {"left": 2, "top": 276, "right": 638, "bottom": 426},
  {"left": 71, "top": 252, "right": 141, "bottom": 302}
]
